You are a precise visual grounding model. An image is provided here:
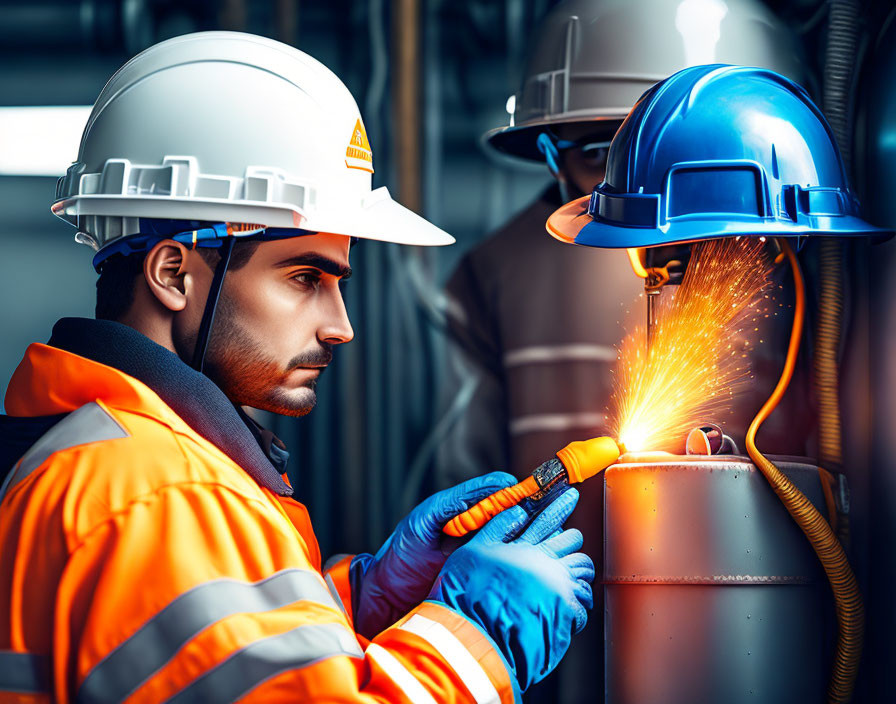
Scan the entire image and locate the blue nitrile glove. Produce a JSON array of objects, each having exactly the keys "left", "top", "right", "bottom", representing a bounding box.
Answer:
[
  {"left": 428, "top": 488, "right": 594, "bottom": 692},
  {"left": 351, "top": 471, "right": 517, "bottom": 638}
]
